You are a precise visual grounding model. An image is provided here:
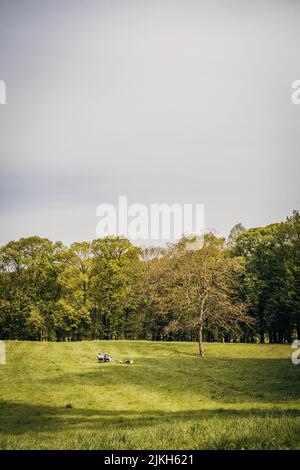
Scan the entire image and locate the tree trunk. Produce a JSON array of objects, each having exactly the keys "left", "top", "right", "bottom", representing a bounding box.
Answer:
[
  {"left": 258, "top": 301, "right": 265, "bottom": 343},
  {"left": 198, "top": 324, "right": 205, "bottom": 356},
  {"left": 259, "top": 329, "right": 265, "bottom": 344}
]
